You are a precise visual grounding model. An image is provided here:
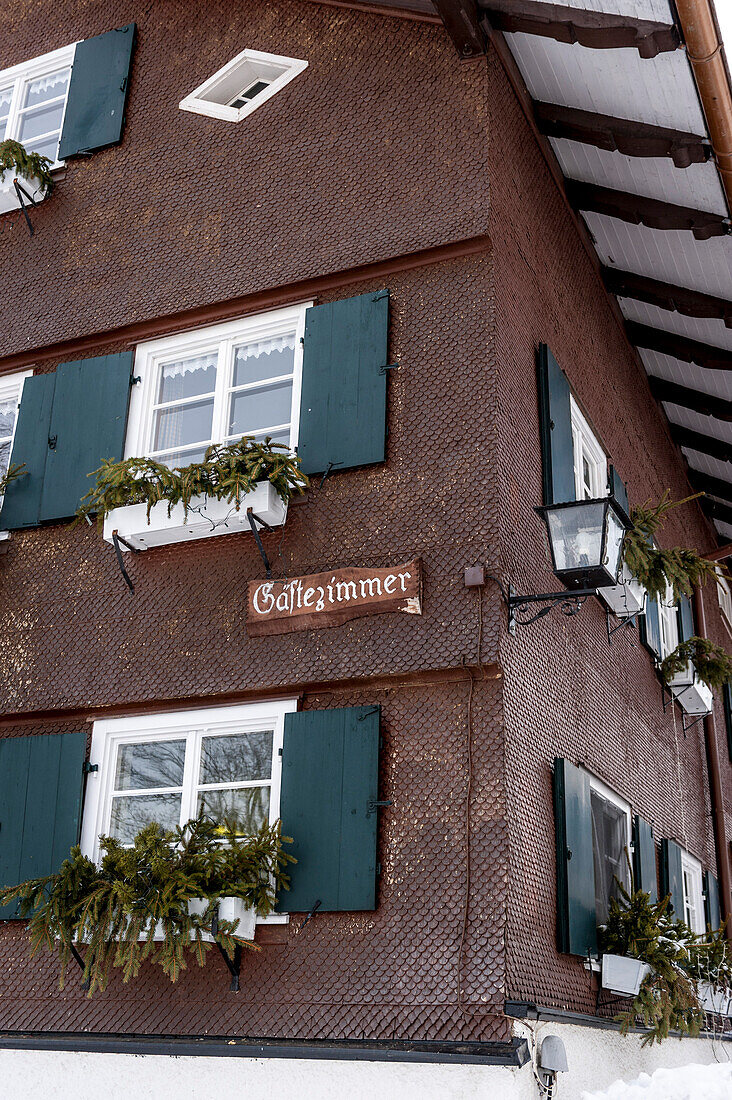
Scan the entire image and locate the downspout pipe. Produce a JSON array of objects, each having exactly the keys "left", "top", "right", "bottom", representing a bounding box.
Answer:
[
  {"left": 693, "top": 584, "right": 732, "bottom": 941},
  {"left": 675, "top": 0, "right": 732, "bottom": 212}
]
